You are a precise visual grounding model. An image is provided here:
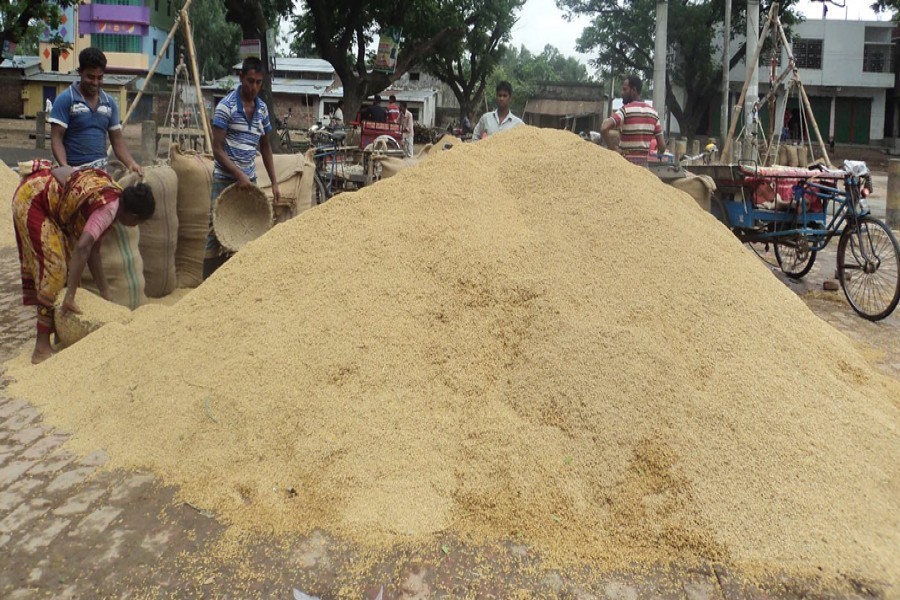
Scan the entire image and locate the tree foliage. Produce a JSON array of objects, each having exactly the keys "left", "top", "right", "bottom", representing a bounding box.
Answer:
[
  {"left": 488, "top": 45, "right": 593, "bottom": 115},
  {"left": 181, "top": 0, "right": 241, "bottom": 81},
  {"left": 1, "top": 0, "right": 80, "bottom": 56},
  {"left": 558, "top": 0, "right": 798, "bottom": 139},
  {"left": 421, "top": 0, "right": 525, "bottom": 122},
  {"left": 292, "top": 0, "right": 471, "bottom": 122}
]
